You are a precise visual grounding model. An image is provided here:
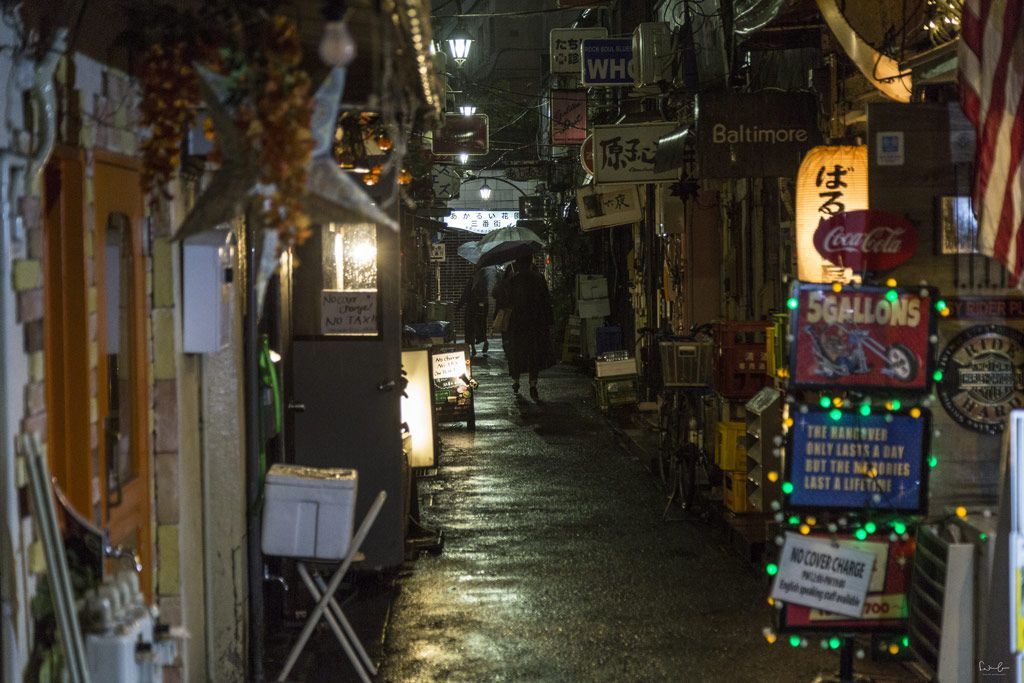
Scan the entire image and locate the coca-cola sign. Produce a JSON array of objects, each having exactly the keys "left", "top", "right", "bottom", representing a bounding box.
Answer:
[{"left": 812, "top": 210, "right": 918, "bottom": 273}]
